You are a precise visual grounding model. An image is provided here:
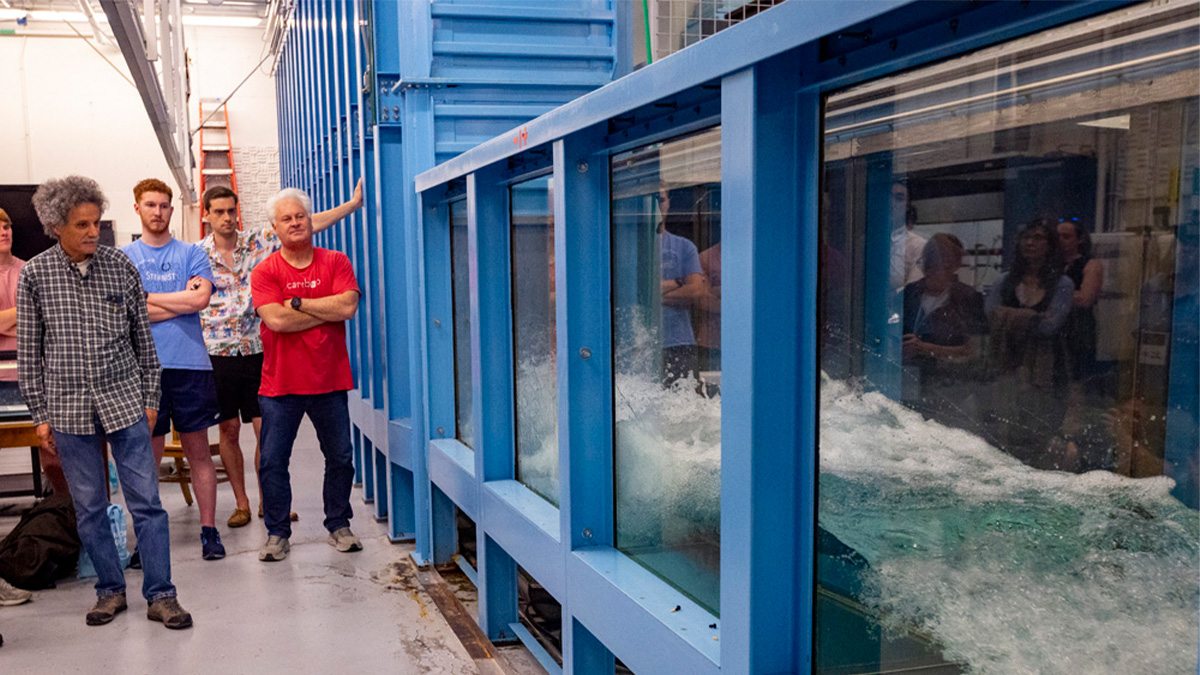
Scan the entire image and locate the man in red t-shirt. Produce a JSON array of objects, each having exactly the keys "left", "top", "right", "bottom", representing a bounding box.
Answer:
[{"left": 251, "top": 188, "right": 362, "bottom": 562}]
